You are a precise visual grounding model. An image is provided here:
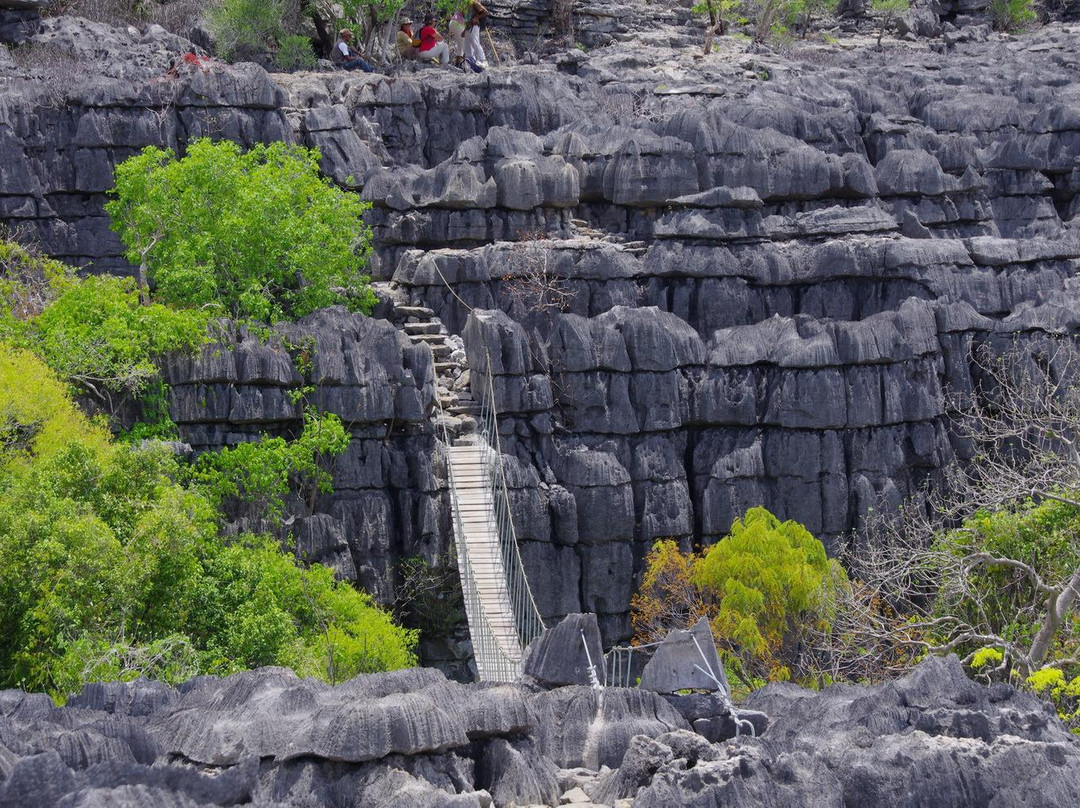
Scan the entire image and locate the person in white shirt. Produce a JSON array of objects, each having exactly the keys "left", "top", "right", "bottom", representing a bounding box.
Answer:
[{"left": 332, "top": 28, "right": 374, "bottom": 72}]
